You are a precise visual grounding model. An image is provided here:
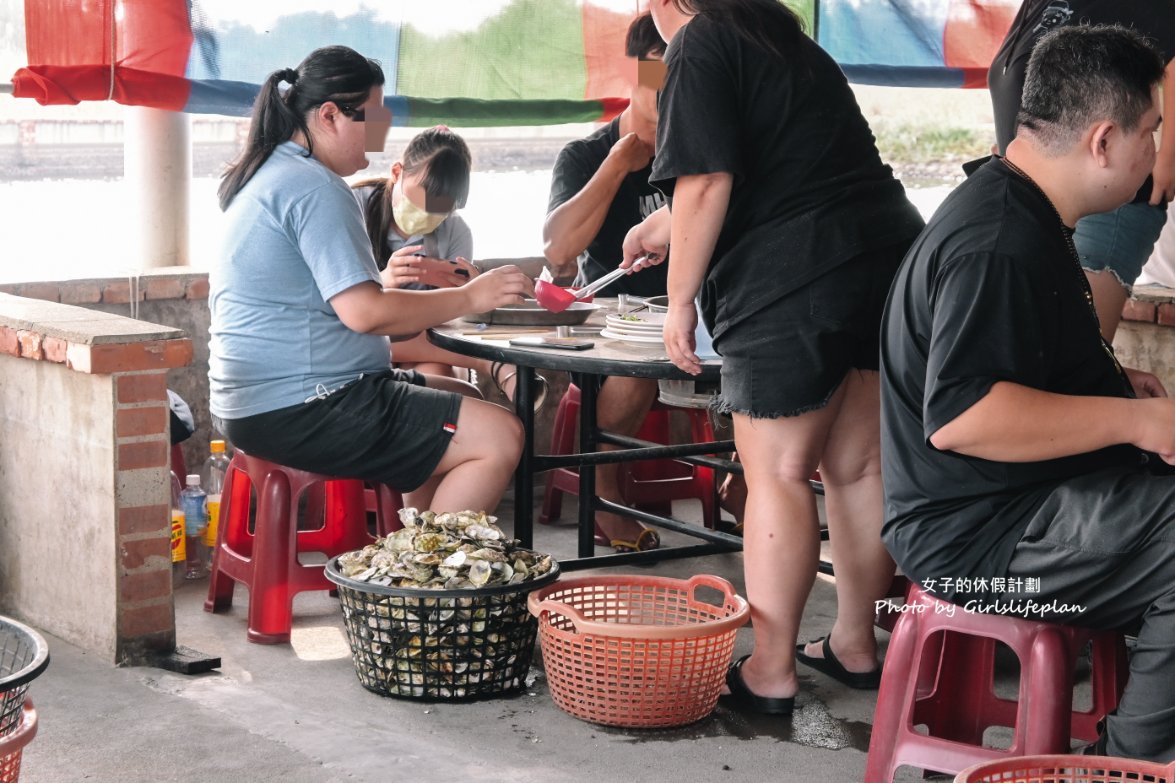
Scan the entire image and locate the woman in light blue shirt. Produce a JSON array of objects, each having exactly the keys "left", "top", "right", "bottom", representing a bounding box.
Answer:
[{"left": 210, "top": 46, "right": 532, "bottom": 512}]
